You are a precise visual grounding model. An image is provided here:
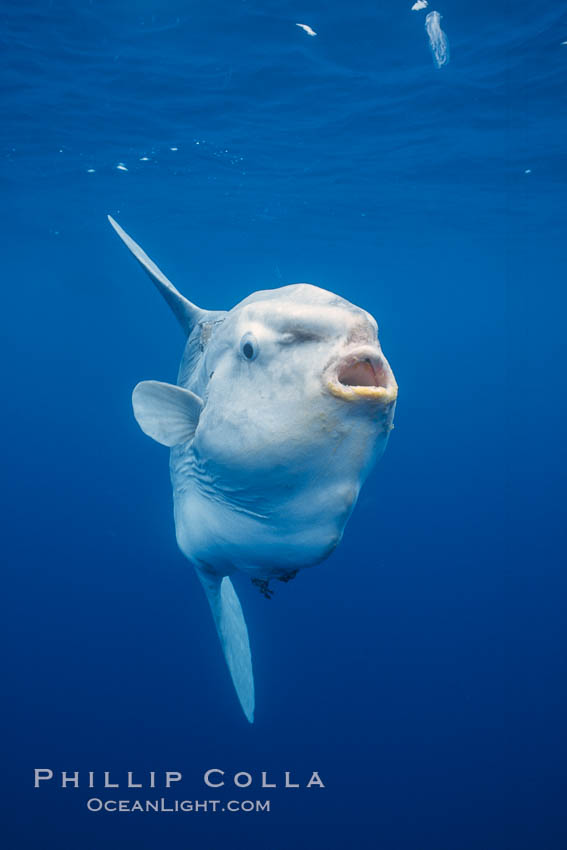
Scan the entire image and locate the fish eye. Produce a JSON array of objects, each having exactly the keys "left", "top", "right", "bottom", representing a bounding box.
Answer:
[{"left": 240, "top": 332, "right": 259, "bottom": 361}]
